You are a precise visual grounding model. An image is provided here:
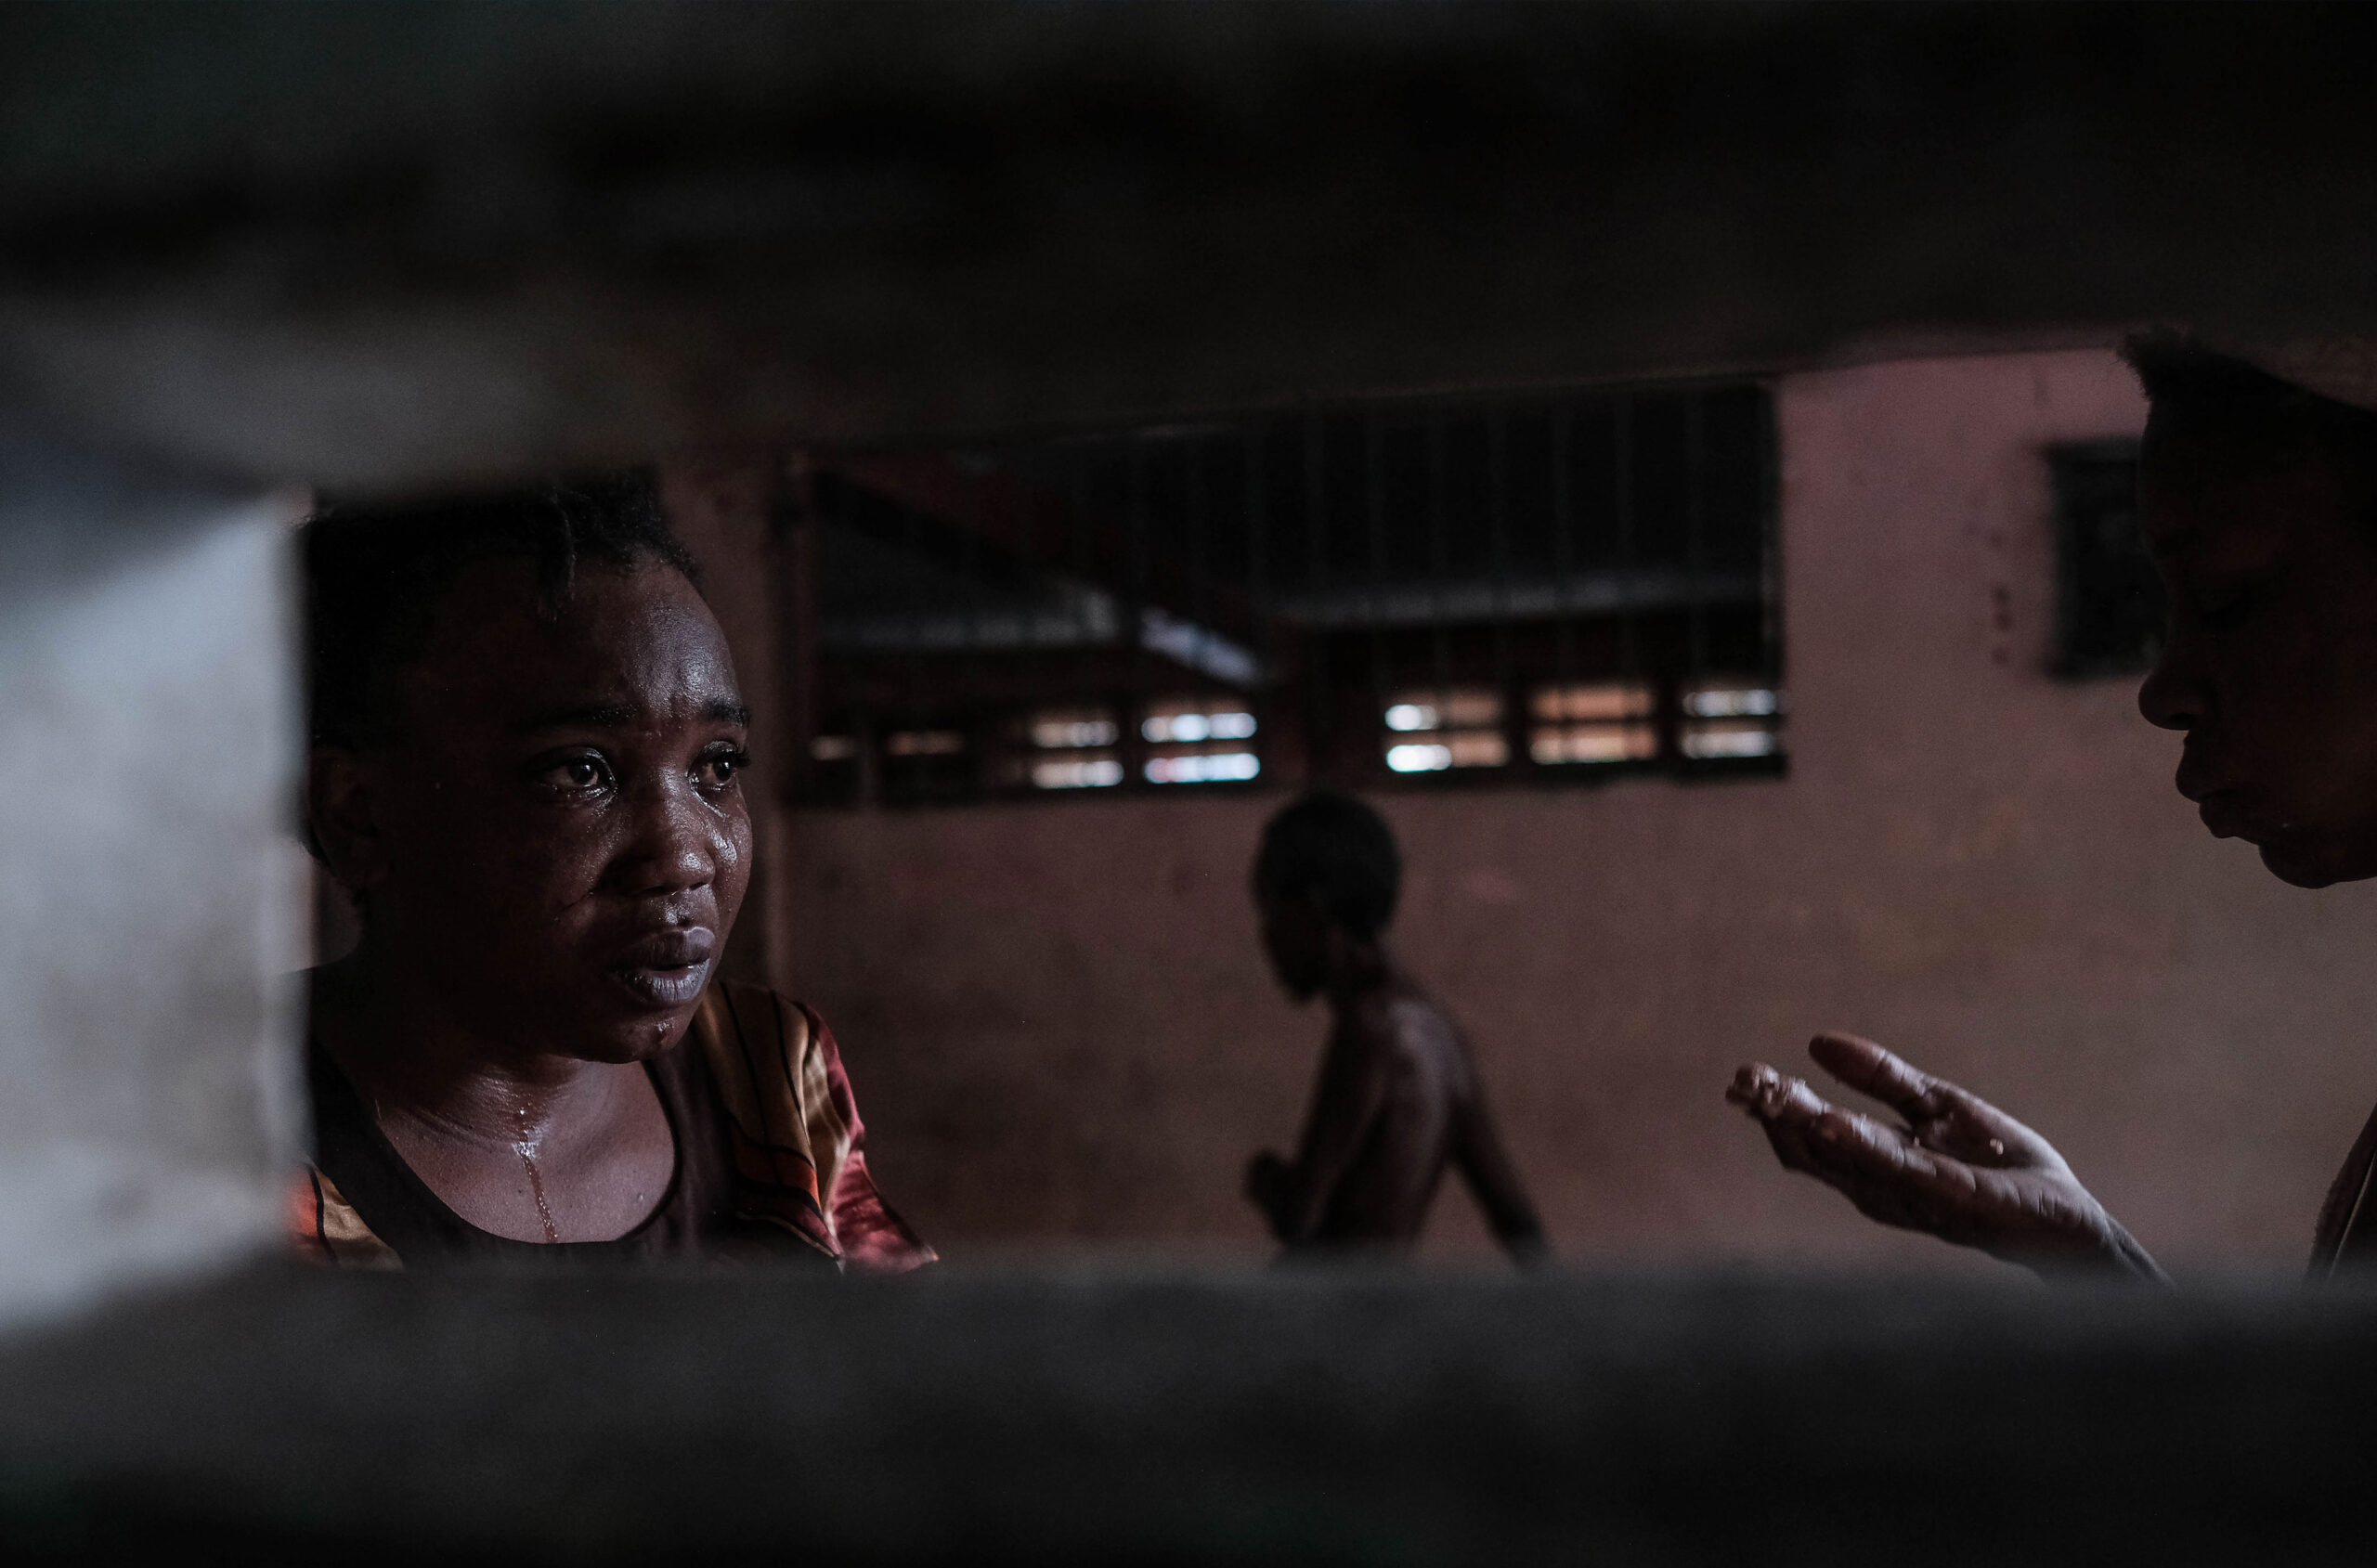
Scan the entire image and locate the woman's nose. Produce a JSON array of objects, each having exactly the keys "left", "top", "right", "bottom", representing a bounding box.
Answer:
[
  {"left": 614, "top": 779, "right": 720, "bottom": 895},
  {"left": 2137, "top": 630, "right": 2202, "bottom": 732}
]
